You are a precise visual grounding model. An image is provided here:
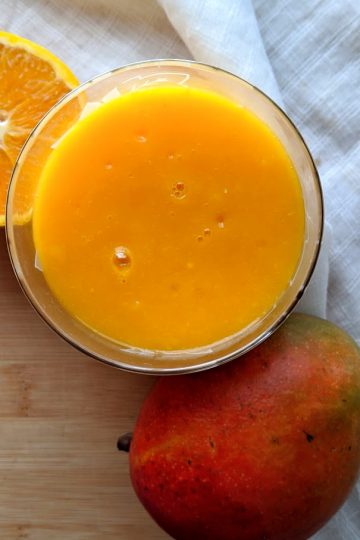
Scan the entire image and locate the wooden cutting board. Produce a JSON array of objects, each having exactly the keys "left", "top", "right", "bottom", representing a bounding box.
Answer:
[{"left": 0, "top": 231, "right": 169, "bottom": 539}]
